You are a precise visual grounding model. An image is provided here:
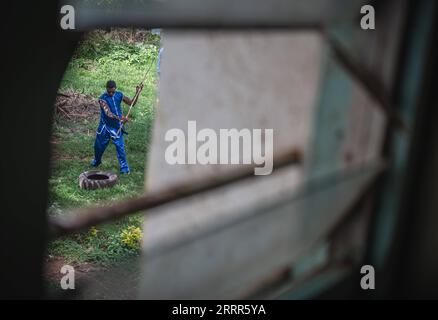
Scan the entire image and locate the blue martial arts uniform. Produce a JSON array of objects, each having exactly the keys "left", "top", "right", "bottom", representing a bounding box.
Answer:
[{"left": 91, "top": 91, "right": 130, "bottom": 174}]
